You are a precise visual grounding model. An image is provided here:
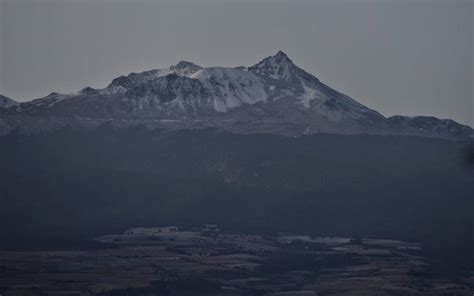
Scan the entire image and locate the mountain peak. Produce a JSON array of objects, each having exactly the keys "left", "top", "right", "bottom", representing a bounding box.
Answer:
[
  {"left": 249, "top": 50, "right": 299, "bottom": 81},
  {"left": 261, "top": 50, "right": 294, "bottom": 67},
  {"left": 274, "top": 50, "right": 292, "bottom": 63},
  {"left": 172, "top": 61, "right": 201, "bottom": 69},
  {"left": 170, "top": 61, "right": 202, "bottom": 76}
]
